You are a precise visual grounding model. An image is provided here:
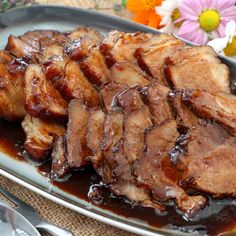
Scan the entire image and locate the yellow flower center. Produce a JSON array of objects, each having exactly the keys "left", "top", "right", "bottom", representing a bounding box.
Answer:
[
  {"left": 171, "top": 8, "right": 183, "bottom": 28},
  {"left": 224, "top": 36, "right": 236, "bottom": 56},
  {"left": 199, "top": 10, "right": 221, "bottom": 32},
  {"left": 141, "top": 0, "right": 162, "bottom": 10}
]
